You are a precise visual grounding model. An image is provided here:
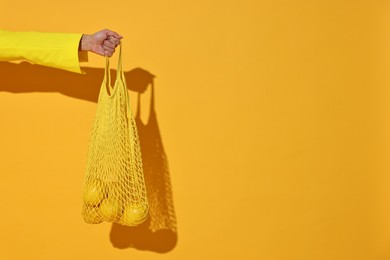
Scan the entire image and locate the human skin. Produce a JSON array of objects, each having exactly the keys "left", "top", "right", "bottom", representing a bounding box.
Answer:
[{"left": 80, "top": 29, "right": 123, "bottom": 57}]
